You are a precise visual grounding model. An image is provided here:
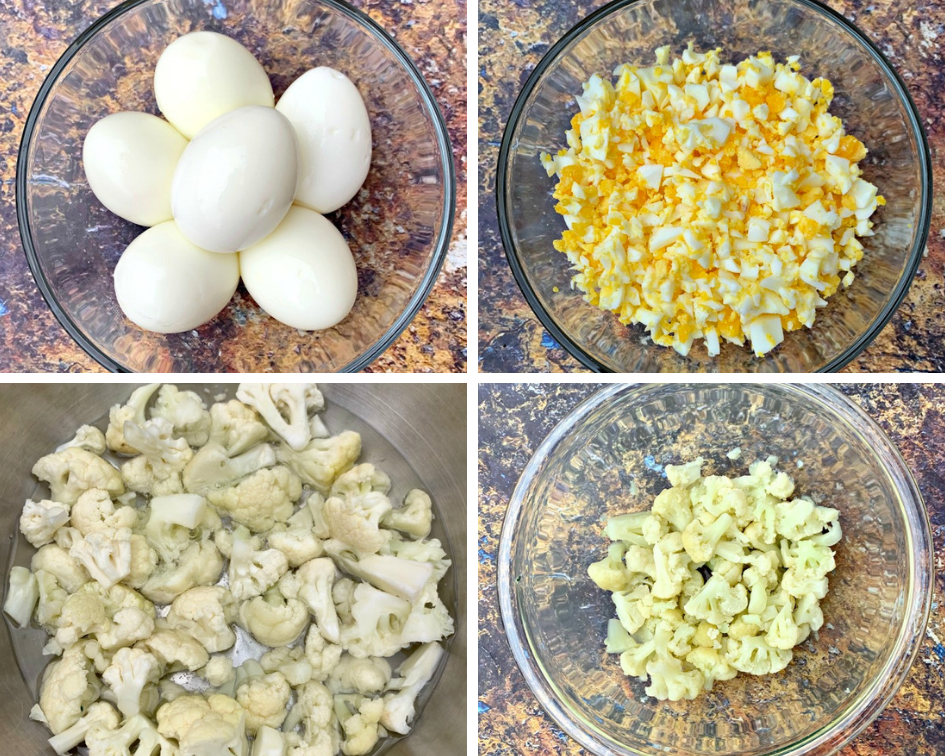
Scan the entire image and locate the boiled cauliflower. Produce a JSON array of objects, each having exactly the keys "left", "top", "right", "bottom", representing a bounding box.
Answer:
[{"left": 207, "top": 466, "right": 302, "bottom": 532}]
